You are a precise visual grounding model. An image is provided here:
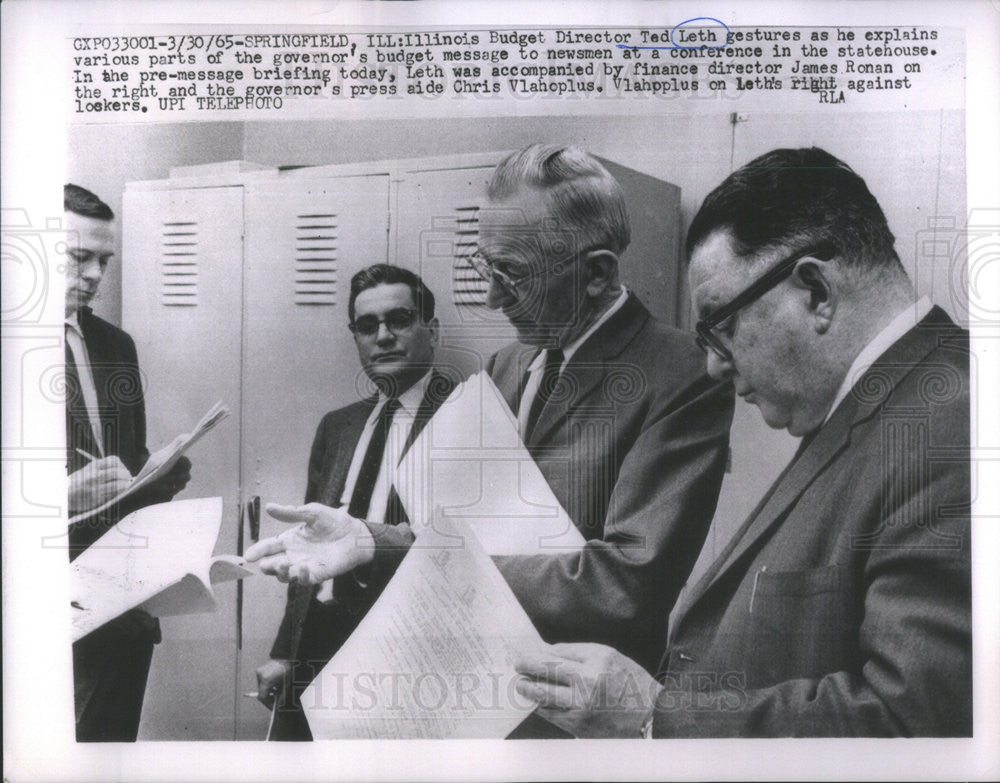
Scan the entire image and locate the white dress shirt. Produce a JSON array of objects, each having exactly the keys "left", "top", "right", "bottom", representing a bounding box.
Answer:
[
  {"left": 316, "top": 370, "right": 432, "bottom": 602},
  {"left": 65, "top": 312, "right": 104, "bottom": 456},
  {"left": 518, "top": 287, "right": 630, "bottom": 438}
]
